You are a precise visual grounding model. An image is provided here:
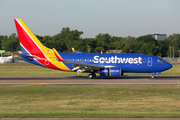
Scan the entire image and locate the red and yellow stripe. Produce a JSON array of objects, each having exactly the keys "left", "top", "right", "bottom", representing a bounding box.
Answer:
[
  {"left": 53, "top": 48, "right": 65, "bottom": 62},
  {"left": 14, "top": 18, "right": 72, "bottom": 71}
]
